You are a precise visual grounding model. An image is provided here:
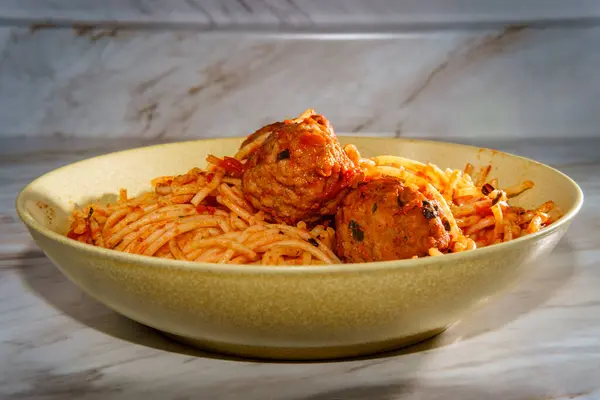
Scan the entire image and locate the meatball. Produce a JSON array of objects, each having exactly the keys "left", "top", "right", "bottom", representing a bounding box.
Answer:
[
  {"left": 242, "top": 111, "right": 363, "bottom": 225},
  {"left": 335, "top": 177, "right": 451, "bottom": 262}
]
